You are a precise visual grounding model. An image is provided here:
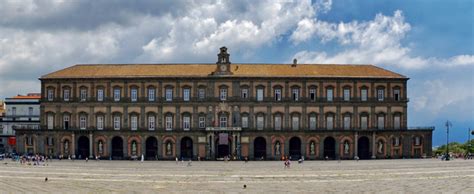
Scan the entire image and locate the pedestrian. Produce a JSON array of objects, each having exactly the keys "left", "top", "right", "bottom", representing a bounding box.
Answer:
[
  {"left": 175, "top": 157, "right": 178, "bottom": 164},
  {"left": 85, "top": 157, "right": 88, "bottom": 162}
]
